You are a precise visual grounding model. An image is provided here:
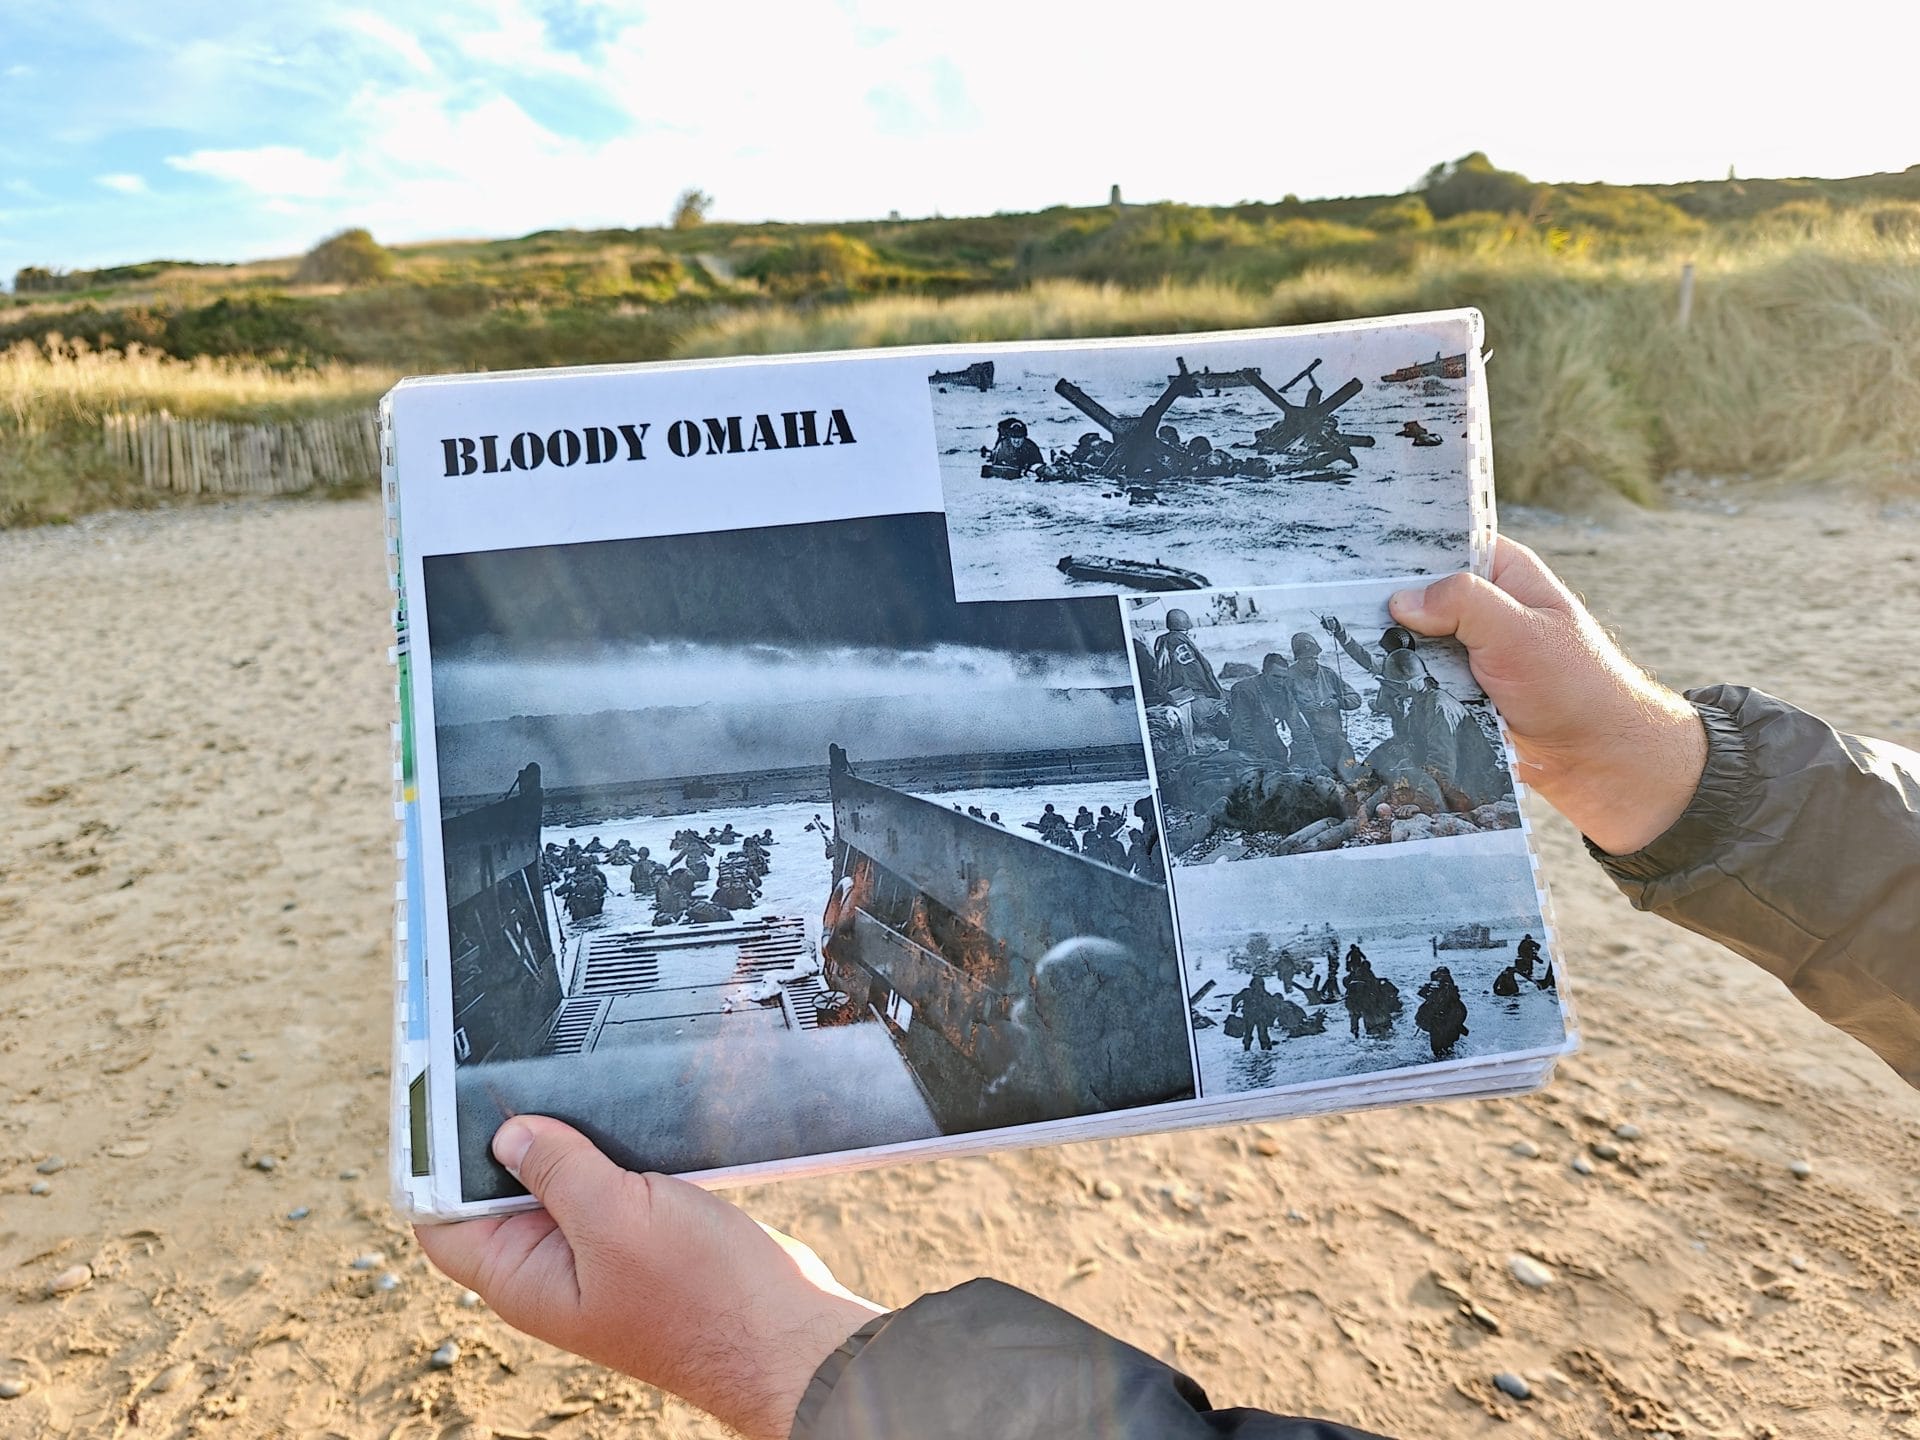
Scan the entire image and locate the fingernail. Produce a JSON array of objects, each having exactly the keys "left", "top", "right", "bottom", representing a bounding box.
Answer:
[
  {"left": 493, "top": 1118, "right": 534, "bottom": 1176},
  {"left": 1388, "top": 587, "right": 1422, "bottom": 618}
]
